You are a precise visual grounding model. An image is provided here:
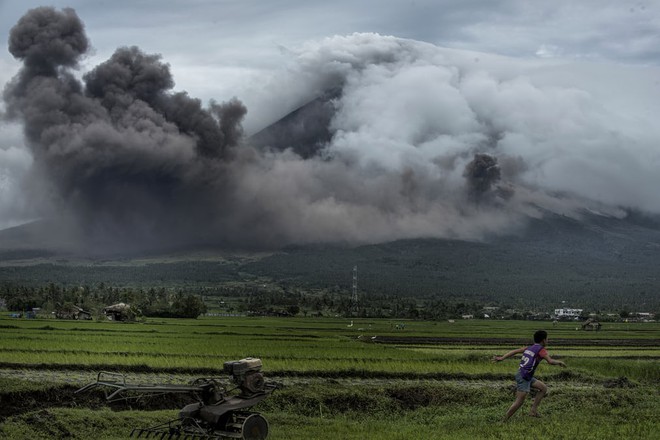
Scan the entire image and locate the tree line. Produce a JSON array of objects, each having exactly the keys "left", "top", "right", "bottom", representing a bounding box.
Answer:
[{"left": 0, "top": 282, "right": 207, "bottom": 319}]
